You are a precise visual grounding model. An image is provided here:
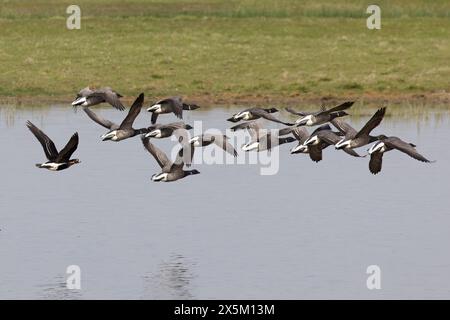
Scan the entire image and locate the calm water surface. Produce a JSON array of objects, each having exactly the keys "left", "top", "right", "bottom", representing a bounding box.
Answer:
[{"left": 0, "top": 104, "right": 449, "bottom": 299}]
